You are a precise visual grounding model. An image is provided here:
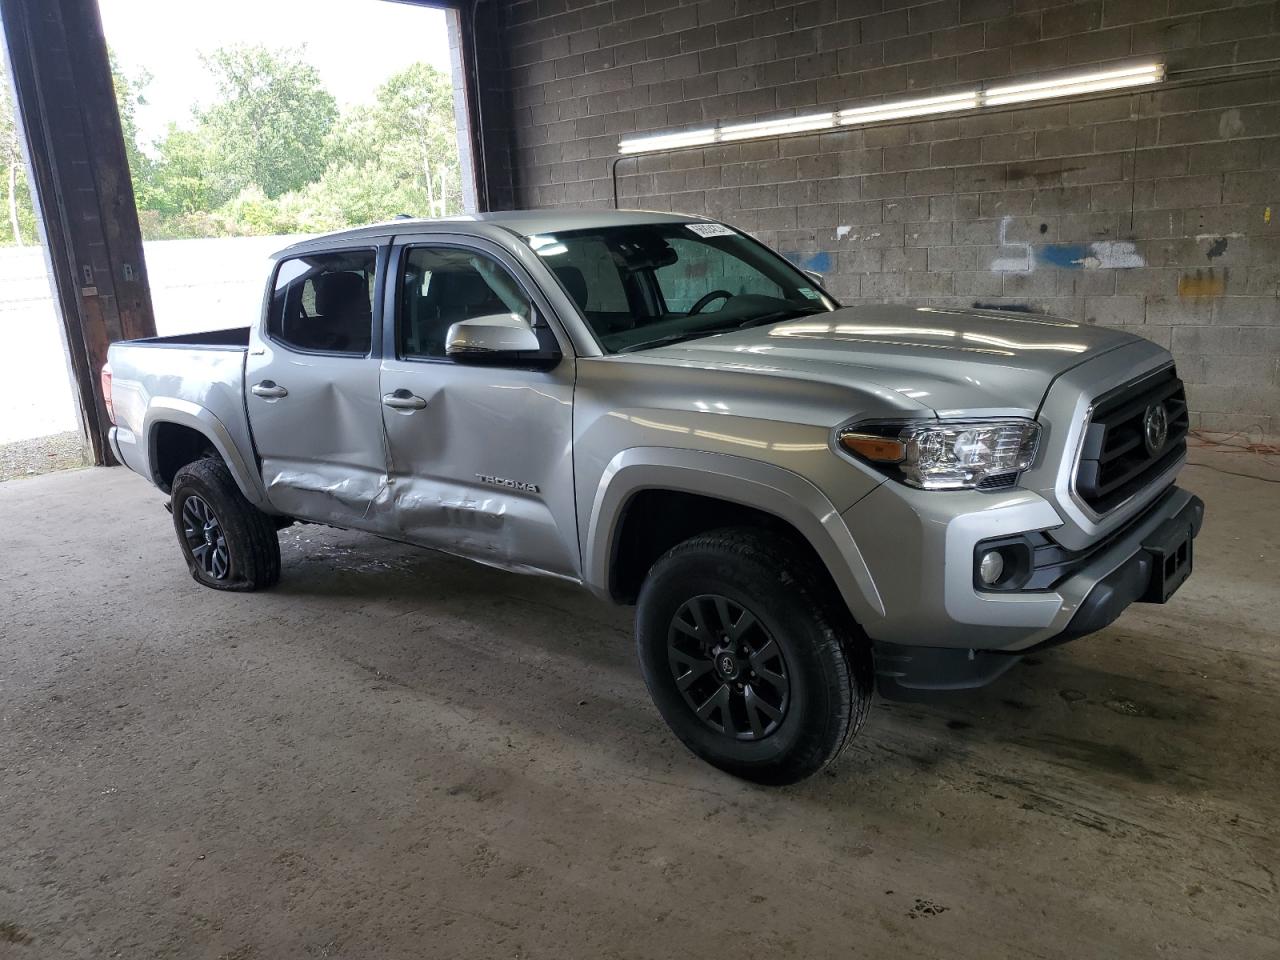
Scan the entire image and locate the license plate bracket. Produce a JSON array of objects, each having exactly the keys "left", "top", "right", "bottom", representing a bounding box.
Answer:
[{"left": 1140, "top": 516, "right": 1194, "bottom": 603}]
